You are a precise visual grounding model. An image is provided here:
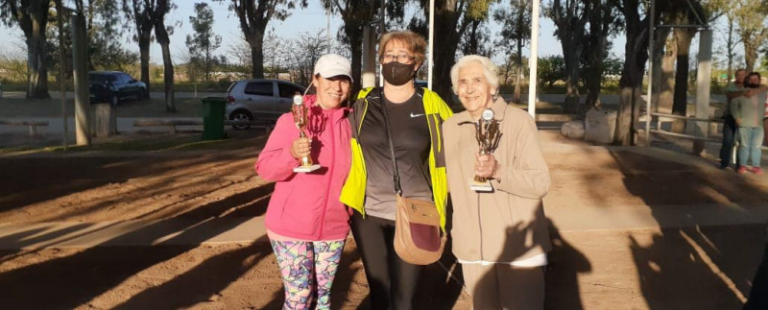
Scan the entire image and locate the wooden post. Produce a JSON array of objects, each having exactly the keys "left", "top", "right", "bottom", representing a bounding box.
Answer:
[{"left": 92, "top": 104, "right": 116, "bottom": 137}]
